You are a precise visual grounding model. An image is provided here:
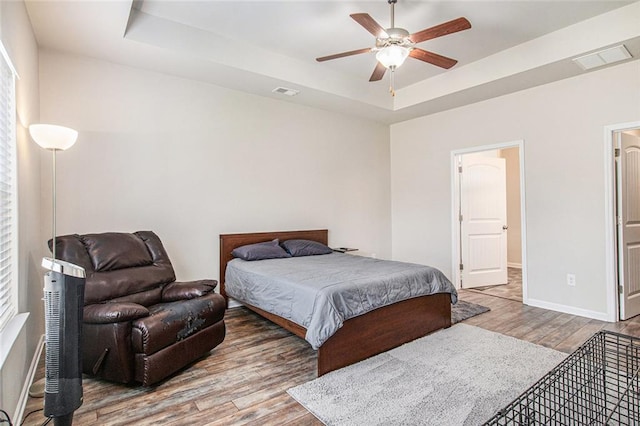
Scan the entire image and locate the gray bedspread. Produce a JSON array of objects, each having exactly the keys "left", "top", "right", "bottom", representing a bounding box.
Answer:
[{"left": 225, "top": 253, "right": 457, "bottom": 349}]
